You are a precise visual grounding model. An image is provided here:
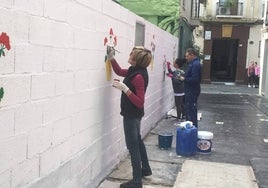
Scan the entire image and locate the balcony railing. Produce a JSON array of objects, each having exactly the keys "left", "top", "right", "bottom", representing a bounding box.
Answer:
[{"left": 216, "top": 2, "right": 243, "bottom": 17}]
